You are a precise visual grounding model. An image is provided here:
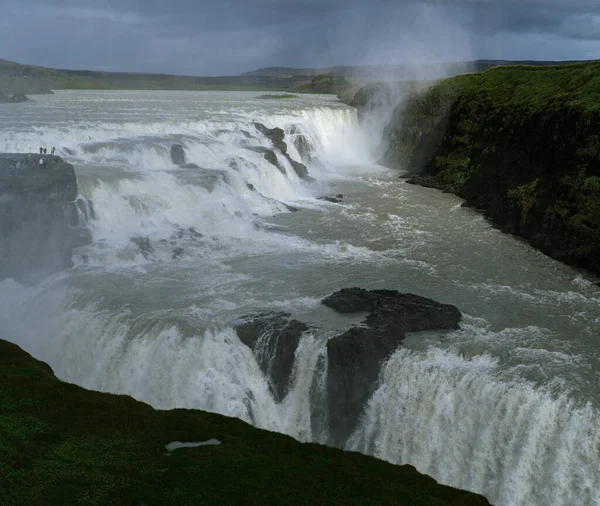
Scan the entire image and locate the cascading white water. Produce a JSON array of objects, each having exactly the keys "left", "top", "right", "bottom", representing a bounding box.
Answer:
[
  {"left": 348, "top": 346, "right": 600, "bottom": 506},
  {"left": 2, "top": 90, "right": 600, "bottom": 506}
]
